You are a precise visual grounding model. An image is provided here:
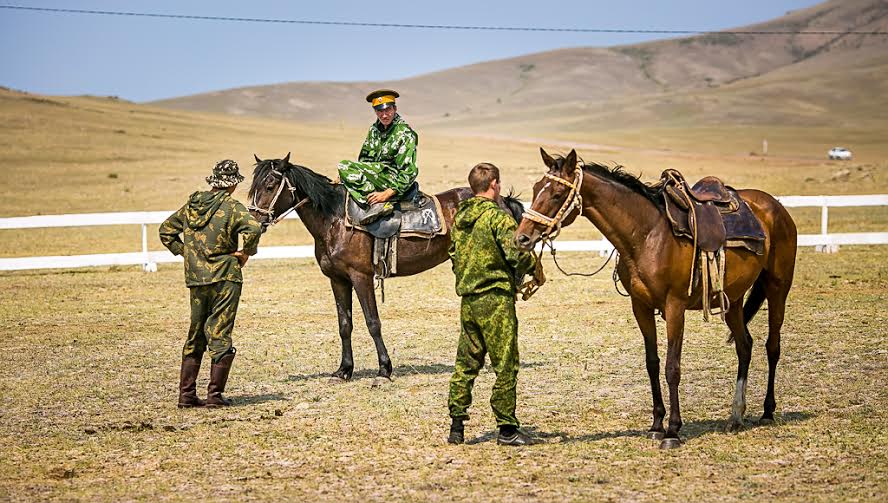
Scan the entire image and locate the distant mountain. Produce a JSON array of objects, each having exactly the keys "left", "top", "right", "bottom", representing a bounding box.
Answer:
[{"left": 151, "top": 0, "right": 888, "bottom": 134}]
